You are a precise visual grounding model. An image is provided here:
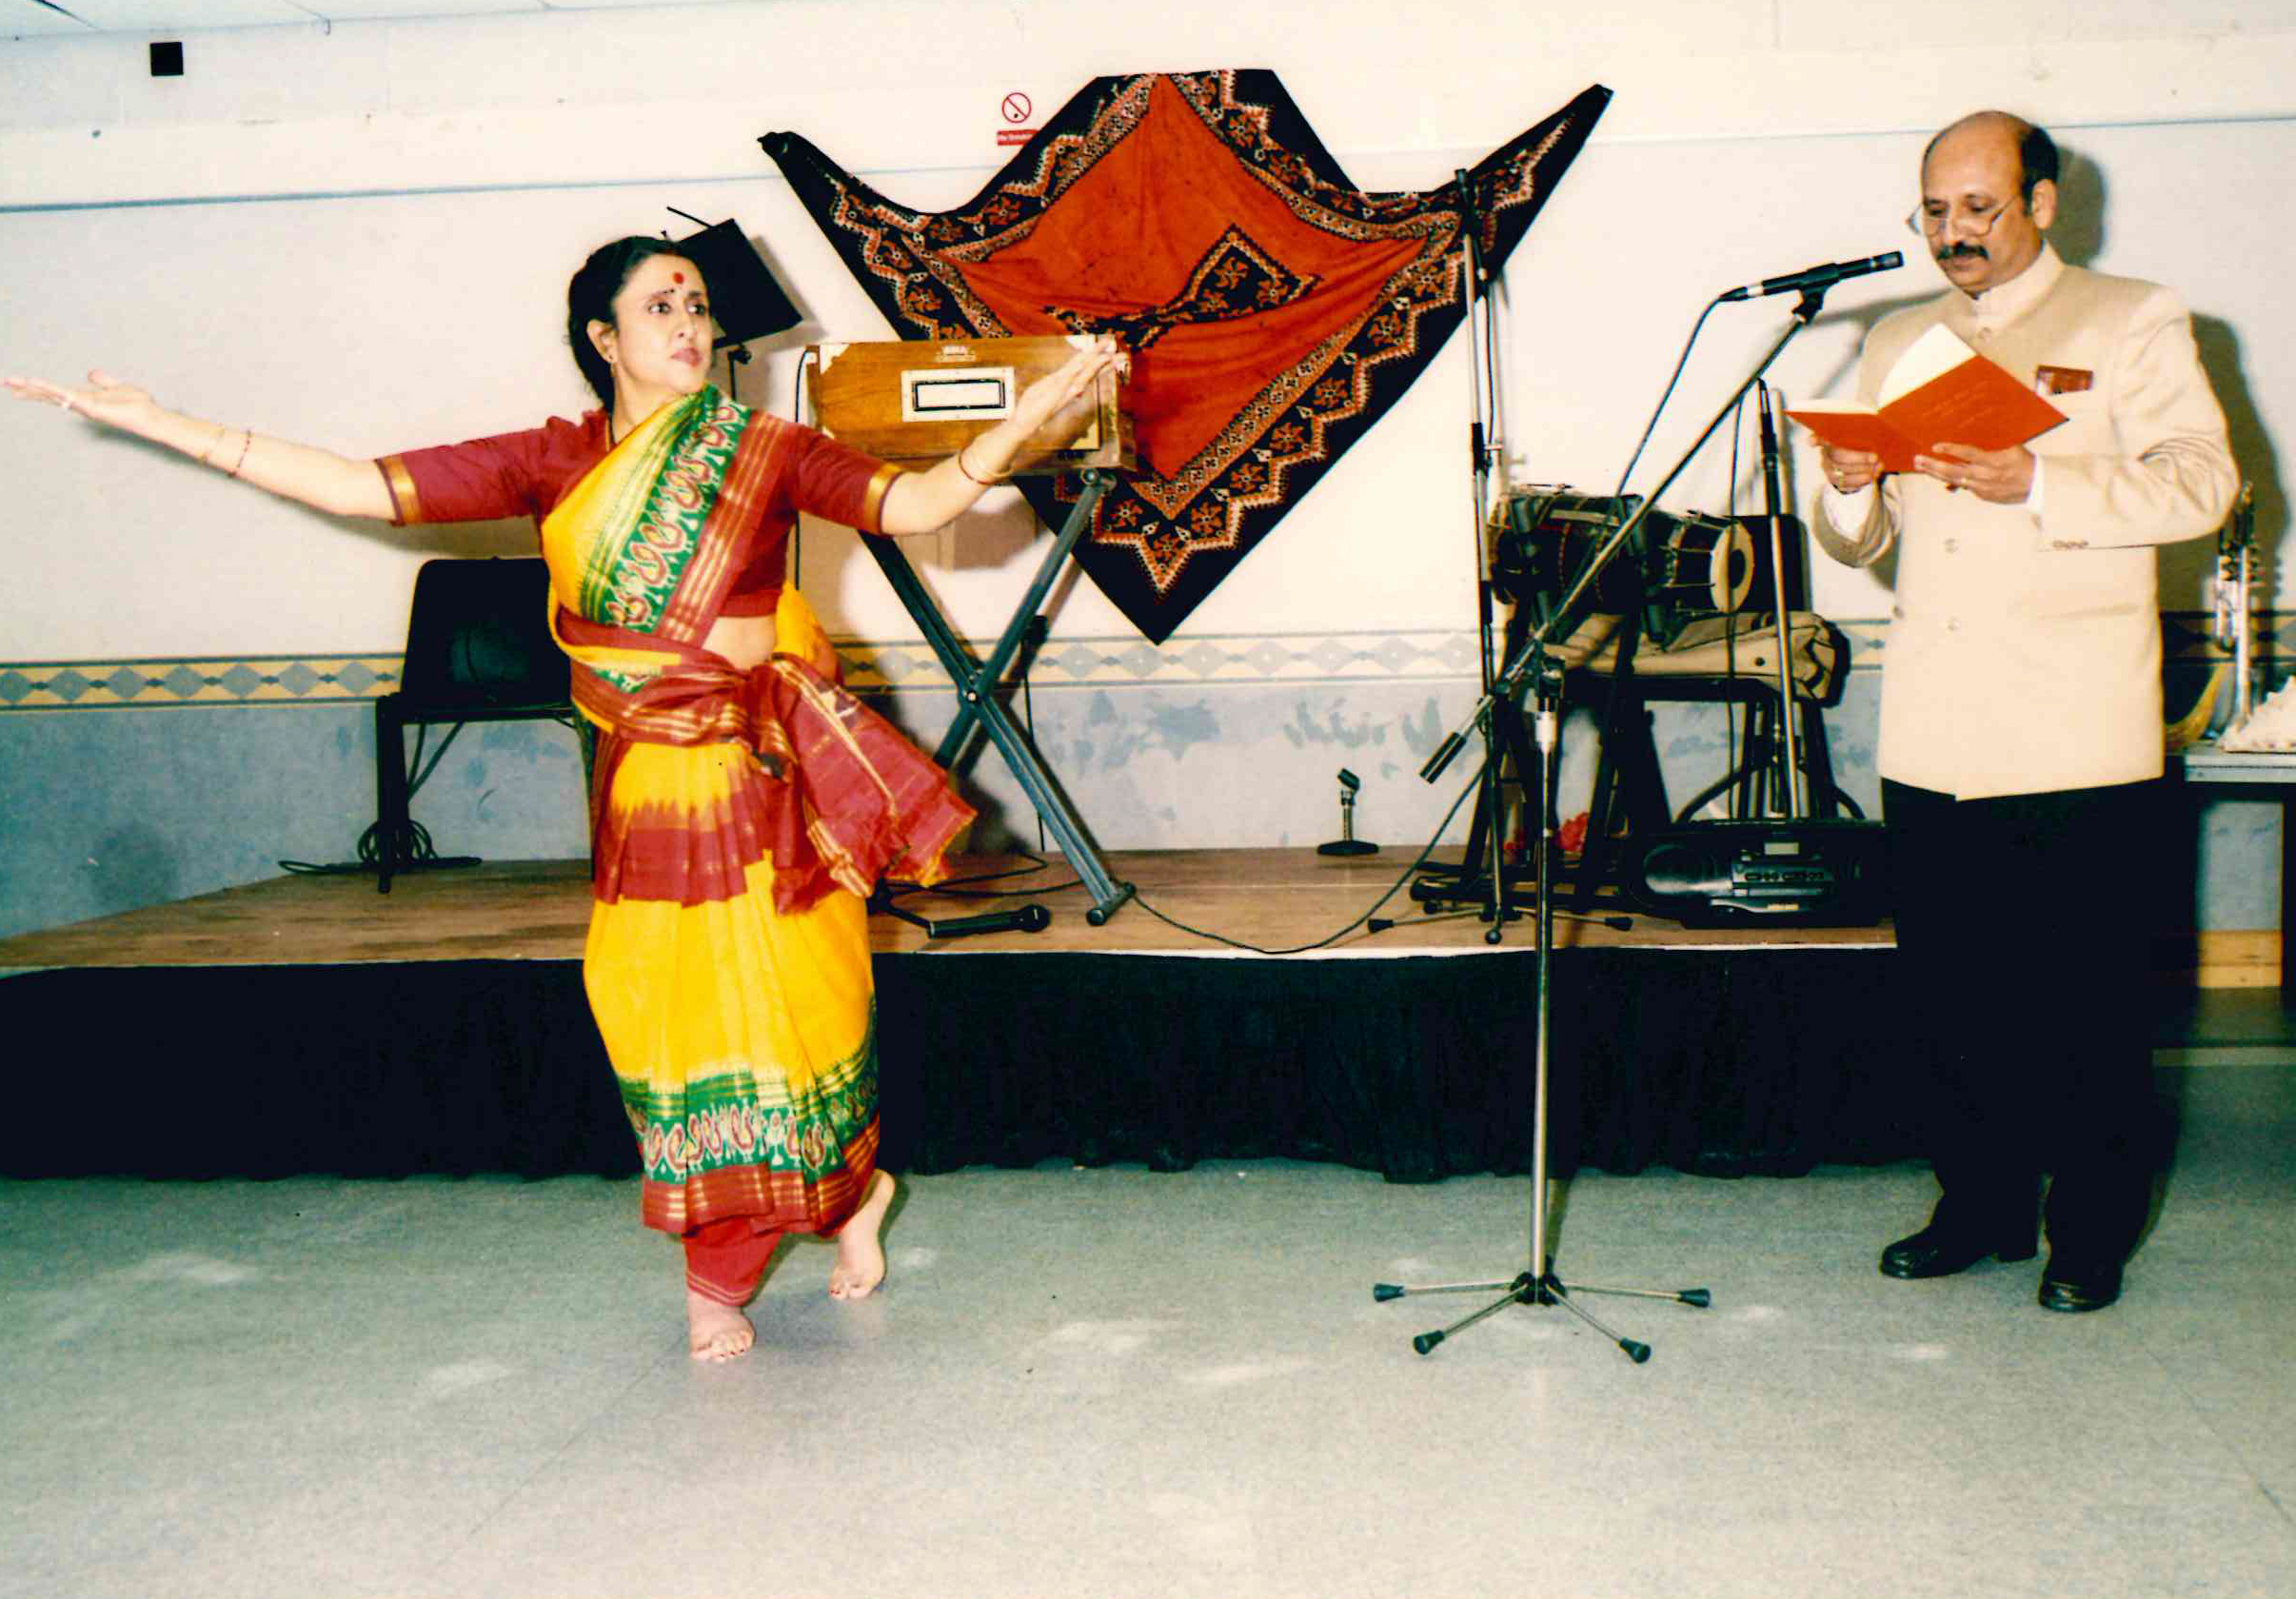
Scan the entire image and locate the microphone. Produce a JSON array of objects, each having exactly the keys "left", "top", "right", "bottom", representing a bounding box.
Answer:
[
  {"left": 1719, "top": 251, "right": 1902, "bottom": 303},
  {"left": 920, "top": 903, "right": 1051, "bottom": 938}
]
